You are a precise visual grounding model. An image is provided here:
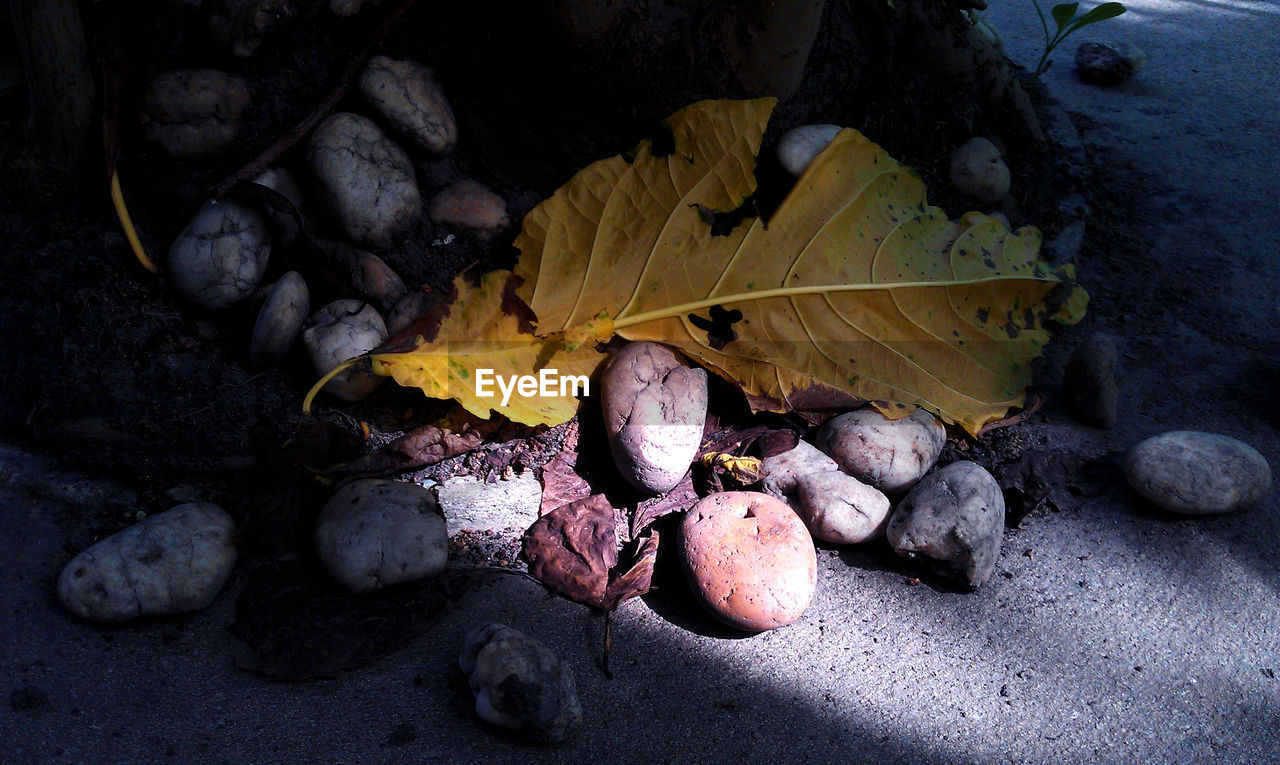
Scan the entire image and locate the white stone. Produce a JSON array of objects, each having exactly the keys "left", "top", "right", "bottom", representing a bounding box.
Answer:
[
  {"left": 777, "top": 124, "right": 842, "bottom": 177},
  {"left": 600, "top": 342, "right": 707, "bottom": 494},
  {"left": 360, "top": 56, "right": 457, "bottom": 155},
  {"left": 307, "top": 112, "right": 421, "bottom": 247},
  {"left": 794, "top": 470, "right": 891, "bottom": 544},
  {"left": 301, "top": 299, "right": 387, "bottom": 401},
  {"left": 167, "top": 199, "right": 271, "bottom": 309},
  {"left": 58, "top": 503, "right": 237, "bottom": 622},
  {"left": 314, "top": 479, "right": 447, "bottom": 593}
]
